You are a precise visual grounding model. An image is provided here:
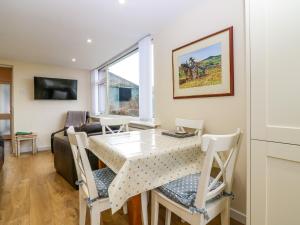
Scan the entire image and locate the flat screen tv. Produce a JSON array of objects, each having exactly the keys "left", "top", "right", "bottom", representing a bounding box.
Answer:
[{"left": 34, "top": 76, "right": 77, "bottom": 100}]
